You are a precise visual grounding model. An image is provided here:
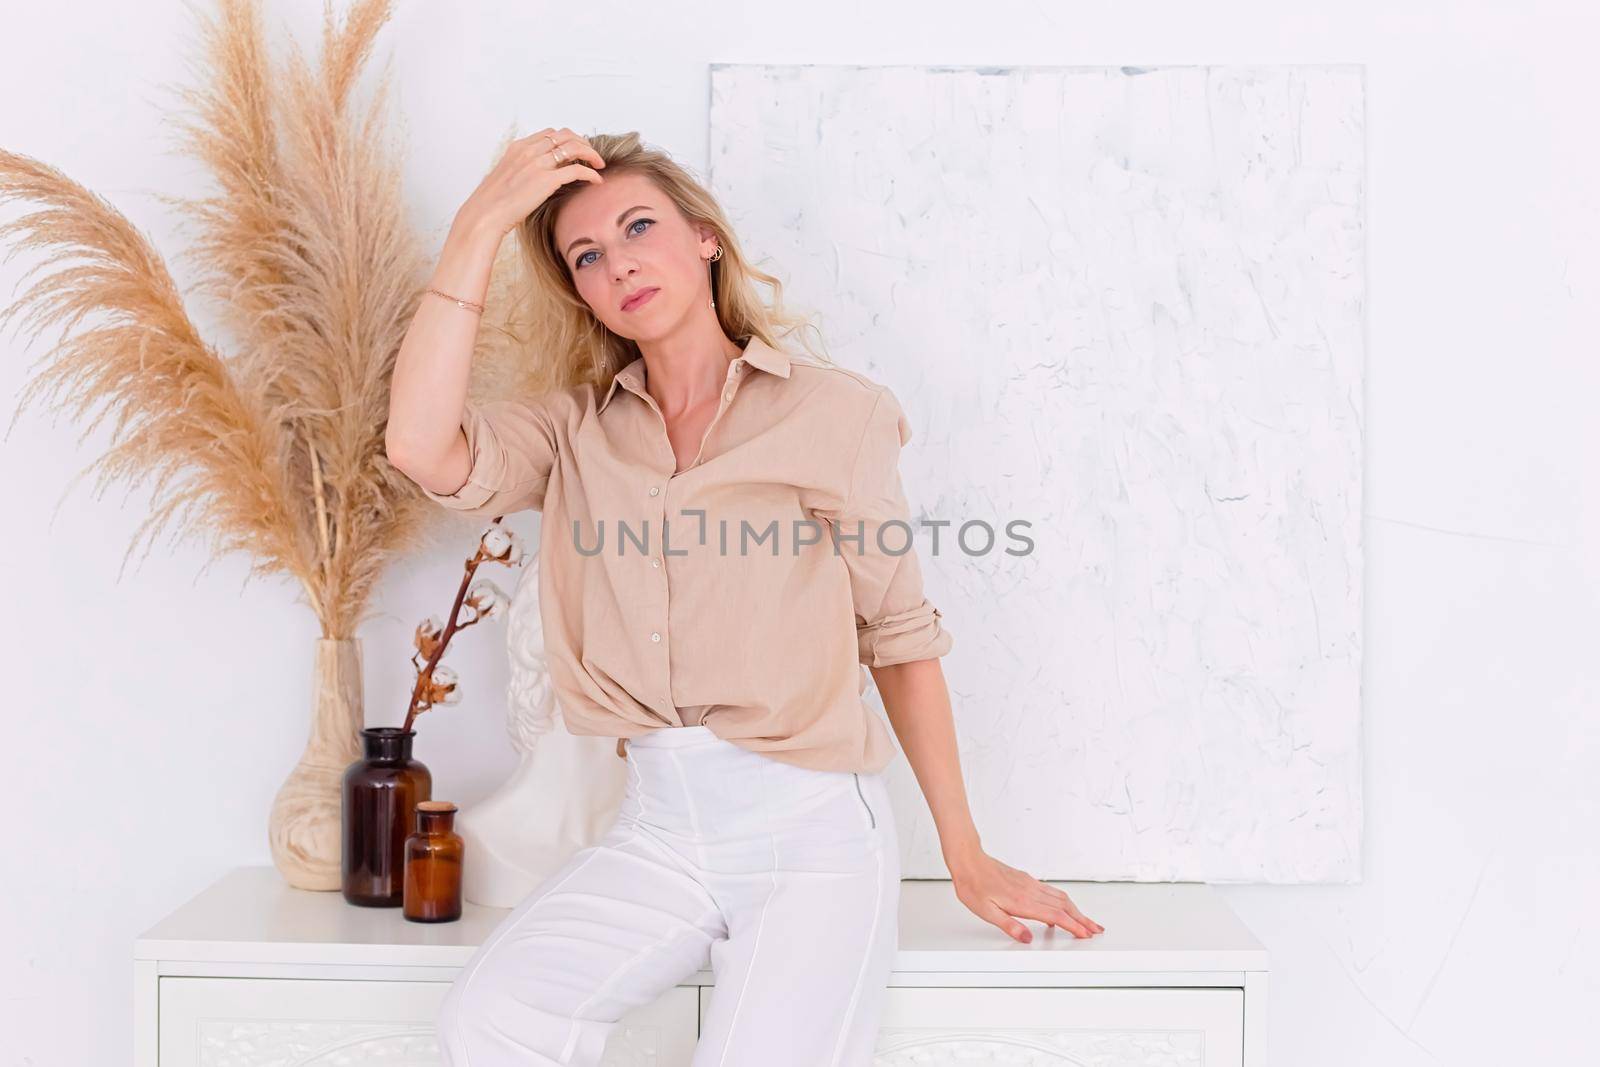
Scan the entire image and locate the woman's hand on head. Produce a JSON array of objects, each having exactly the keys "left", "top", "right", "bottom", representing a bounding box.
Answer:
[
  {"left": 946, "top": 847, "right": 1105, "bottom": 943},
  {"left": 456, "top": 127, "right": 607, "bottom": 239}
]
